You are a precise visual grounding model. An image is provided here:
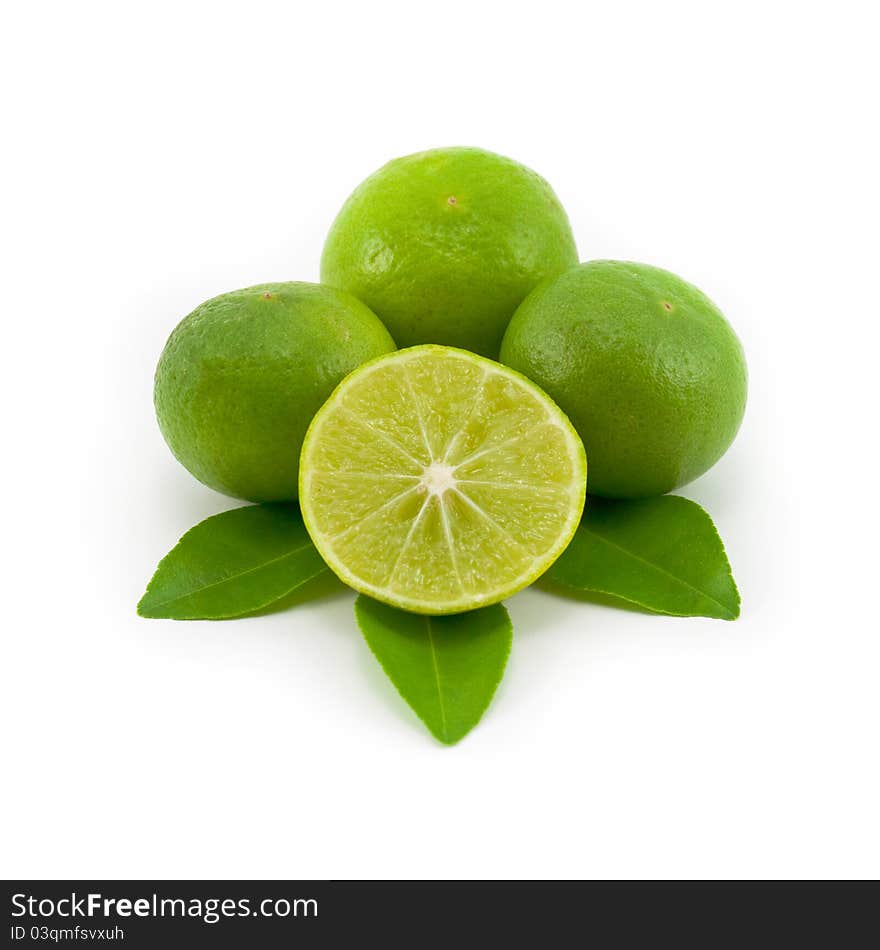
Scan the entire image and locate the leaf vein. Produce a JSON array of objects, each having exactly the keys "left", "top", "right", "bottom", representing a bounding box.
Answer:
[
  {"left": 425, "top": 616, "right": 448, "bottom": 739},
  {"left": 143, "top": 543, "right": 321, "bottom": 610},
  {"left": 584, "top": 528, "right": 735, "bottom": 615}
]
